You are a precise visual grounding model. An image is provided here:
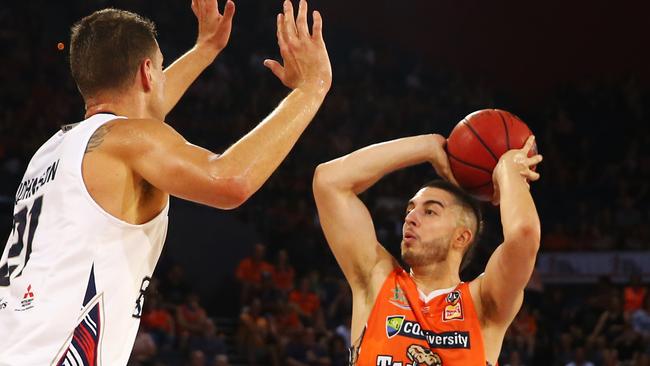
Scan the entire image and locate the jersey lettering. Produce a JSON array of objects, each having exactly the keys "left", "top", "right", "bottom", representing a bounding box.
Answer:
[{"left": 0, "top": 195, "right": 43, "bottom": 286}]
